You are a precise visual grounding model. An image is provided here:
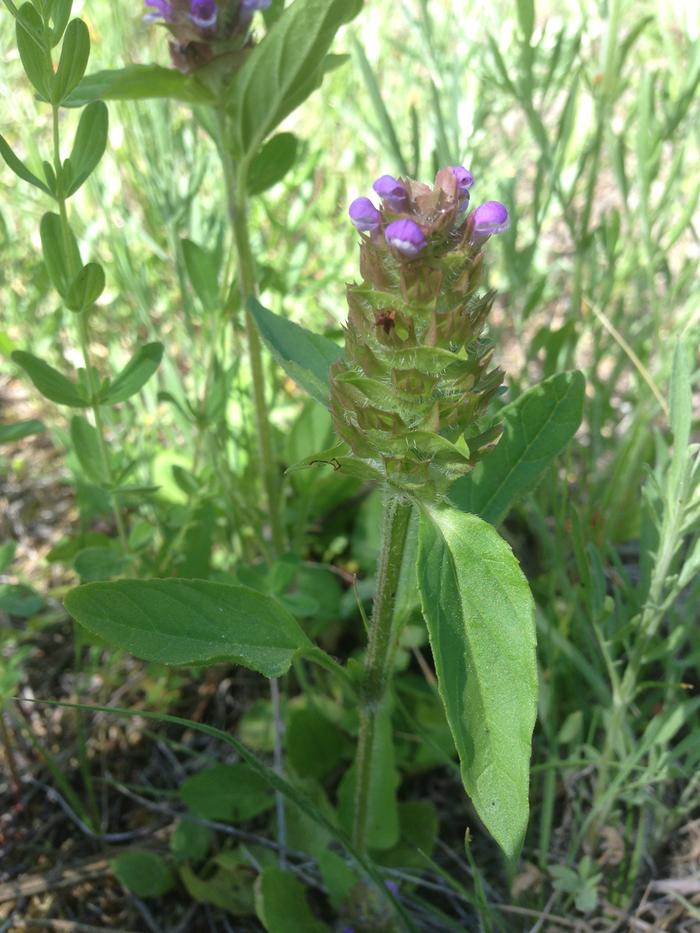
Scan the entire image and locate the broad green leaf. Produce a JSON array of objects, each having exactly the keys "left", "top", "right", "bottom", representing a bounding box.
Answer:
[
  {"left": 0, "top": 135, "right": 52, "bottom": 194},
  {"left": 40, "top": 212, "right": 81, "bottom": 298},
  {"left": 256, "top": 868, "right": 329, "bottom": 933},
  {"left": 249, "top": 298, "right": 343, "bottom": 406},
  {"left": 16, "top": 4, "right": 52, "bottom": 100},
  {"left": 73, "top": 547, "right": 130, "bottom": 583},
  {"left": 180, "top": 763, "right": 274, "bottom": 822},
  {"left": 66, "top": 101, "right": 108, "bottom": 195},
  {"left": 450, "top": 371, "right": 584, "bottom": 523},
  {"left": 182, "top": 238, "right": 220, "bottom": 311},
  {"left": 111, "top": 850, "right": 174, "bottom": 898},
  {"left": 170, "top": 818, "right": 212, "bottom": 863},
  {"left": 70, "top": 415, "right": 107, "bottom": 484},
  {"left": 66, "top": 65, "right": 215, "bottom": 107},
  {"left": 286, "top": 707, "right": 345, "bottom": 780},
  {"left": 417, "top": 505, "right": 537, "bottom": 859},
  {"left": 99, "top": 342, "right": 164, "bottom": 404},
  {"left": 0, "top": 419, "right": 45, "bottom": 445},
  {"left": 12, "top": 351, "right": 88, "bottom": 407},
  {"left": 64, "top": 578, "right": 312, "bottom": 677},
  {"left": 0, "top": 583, "right": 44, "bottom": 618},
  {"left": 53, "top": 18, "right": 89, "bottom": 103},
  {"left": 180, "top": 862, "right": 254, "bottom": 914},
  {"left": 379, "top": 800, "right": 438, "bottom": 870},
  {"left": 247, "top": 132, "right": 299, "bottom": 195},
  {"left": 65, "top": 262, "right": 105, "bottom": 313},
  {"left": 228, "top": 0, "right": 362, "bottom": 157}
]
